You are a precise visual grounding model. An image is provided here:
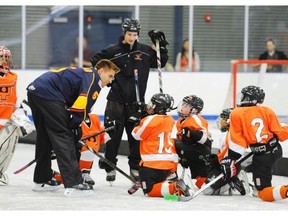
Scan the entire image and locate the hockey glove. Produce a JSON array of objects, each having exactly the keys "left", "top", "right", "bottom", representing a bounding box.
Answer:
[
  {"left": 148, "top": 30, "right": 169, "bottom": 48},
  {"left": 128, "top": 111, "right": 142, "bottom": 126},
  {"left": 104, "top": 120, "right": 121, "bottom": 138},
  {"left": 220, "top": 157, "right": 237, "bottom": 181},
  {"left": 181, "top": 127, "right": 201, "bottom": 145}
]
